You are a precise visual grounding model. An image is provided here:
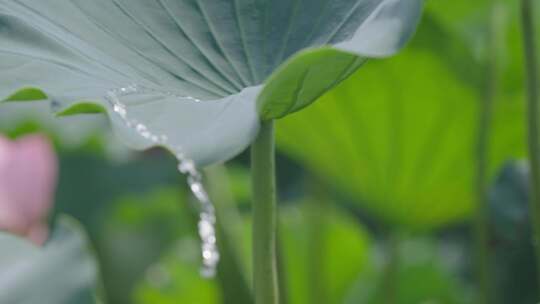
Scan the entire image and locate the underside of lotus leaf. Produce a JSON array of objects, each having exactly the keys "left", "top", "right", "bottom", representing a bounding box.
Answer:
[{"left": 0, "top": 0, "right": 422, "bottom": 165}]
